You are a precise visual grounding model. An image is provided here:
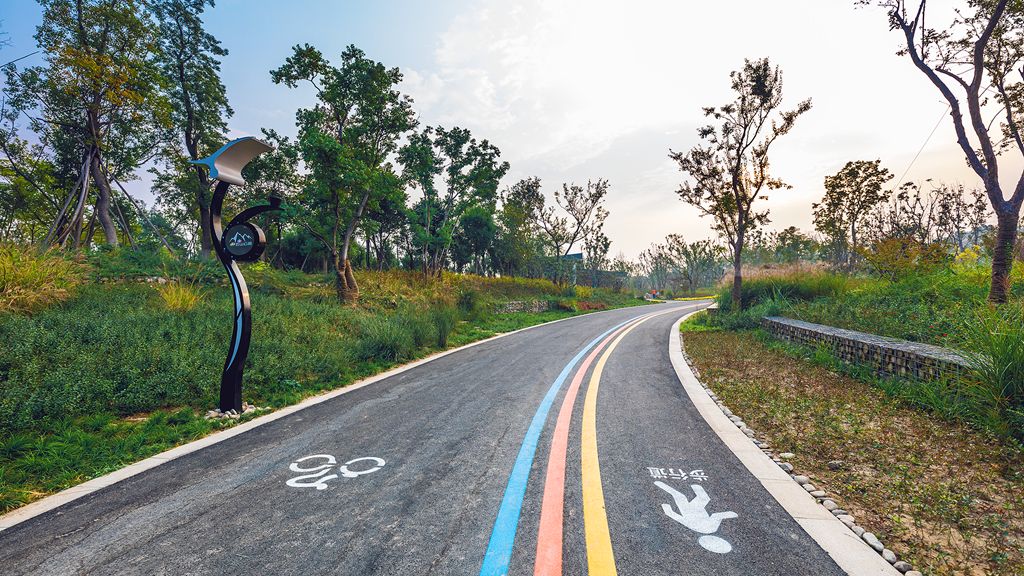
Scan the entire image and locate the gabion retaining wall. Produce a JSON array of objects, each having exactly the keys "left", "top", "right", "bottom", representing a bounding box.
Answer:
[
  {"left": 762, "top": 316, "right": 972, "bottom": 381},
  {"left": 495, "top": 300, "right": 553, "bottom": 314}
]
